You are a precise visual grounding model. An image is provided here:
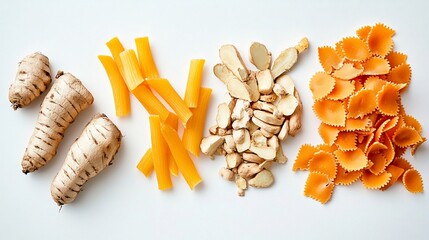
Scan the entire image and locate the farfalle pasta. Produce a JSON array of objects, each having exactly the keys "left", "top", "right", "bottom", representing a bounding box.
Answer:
[{"left": 295, "top": 23, "right": 425, "bottom": 204}]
